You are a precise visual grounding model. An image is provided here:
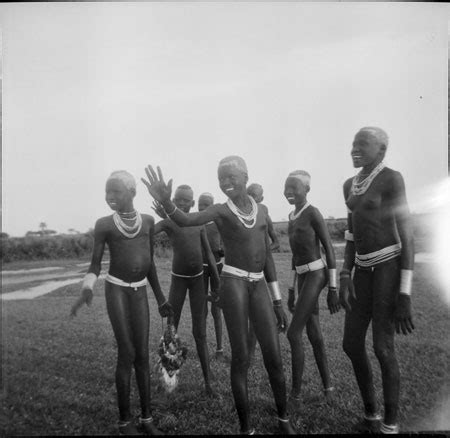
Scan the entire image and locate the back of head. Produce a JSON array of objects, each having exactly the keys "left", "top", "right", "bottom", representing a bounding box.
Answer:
[
  {"left": 107, "top": 170, "right": 137, "bottom": 191},
  {"left": 199, "top": 192, "right": 214, "bottom": 203}
]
